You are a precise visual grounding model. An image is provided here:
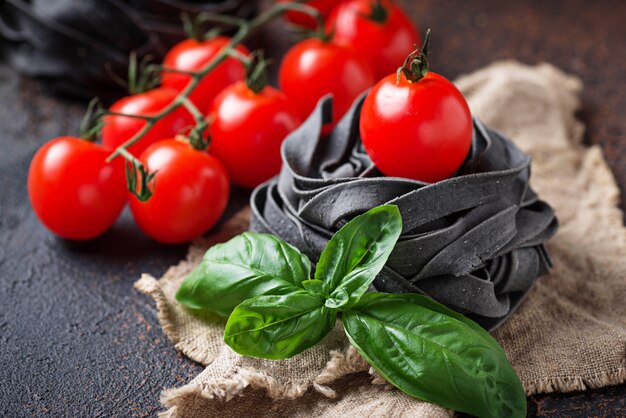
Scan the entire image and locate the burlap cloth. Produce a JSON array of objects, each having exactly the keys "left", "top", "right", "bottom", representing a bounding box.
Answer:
[{"left": 135, "top": 61, "right": 626, "bottom": 417}]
